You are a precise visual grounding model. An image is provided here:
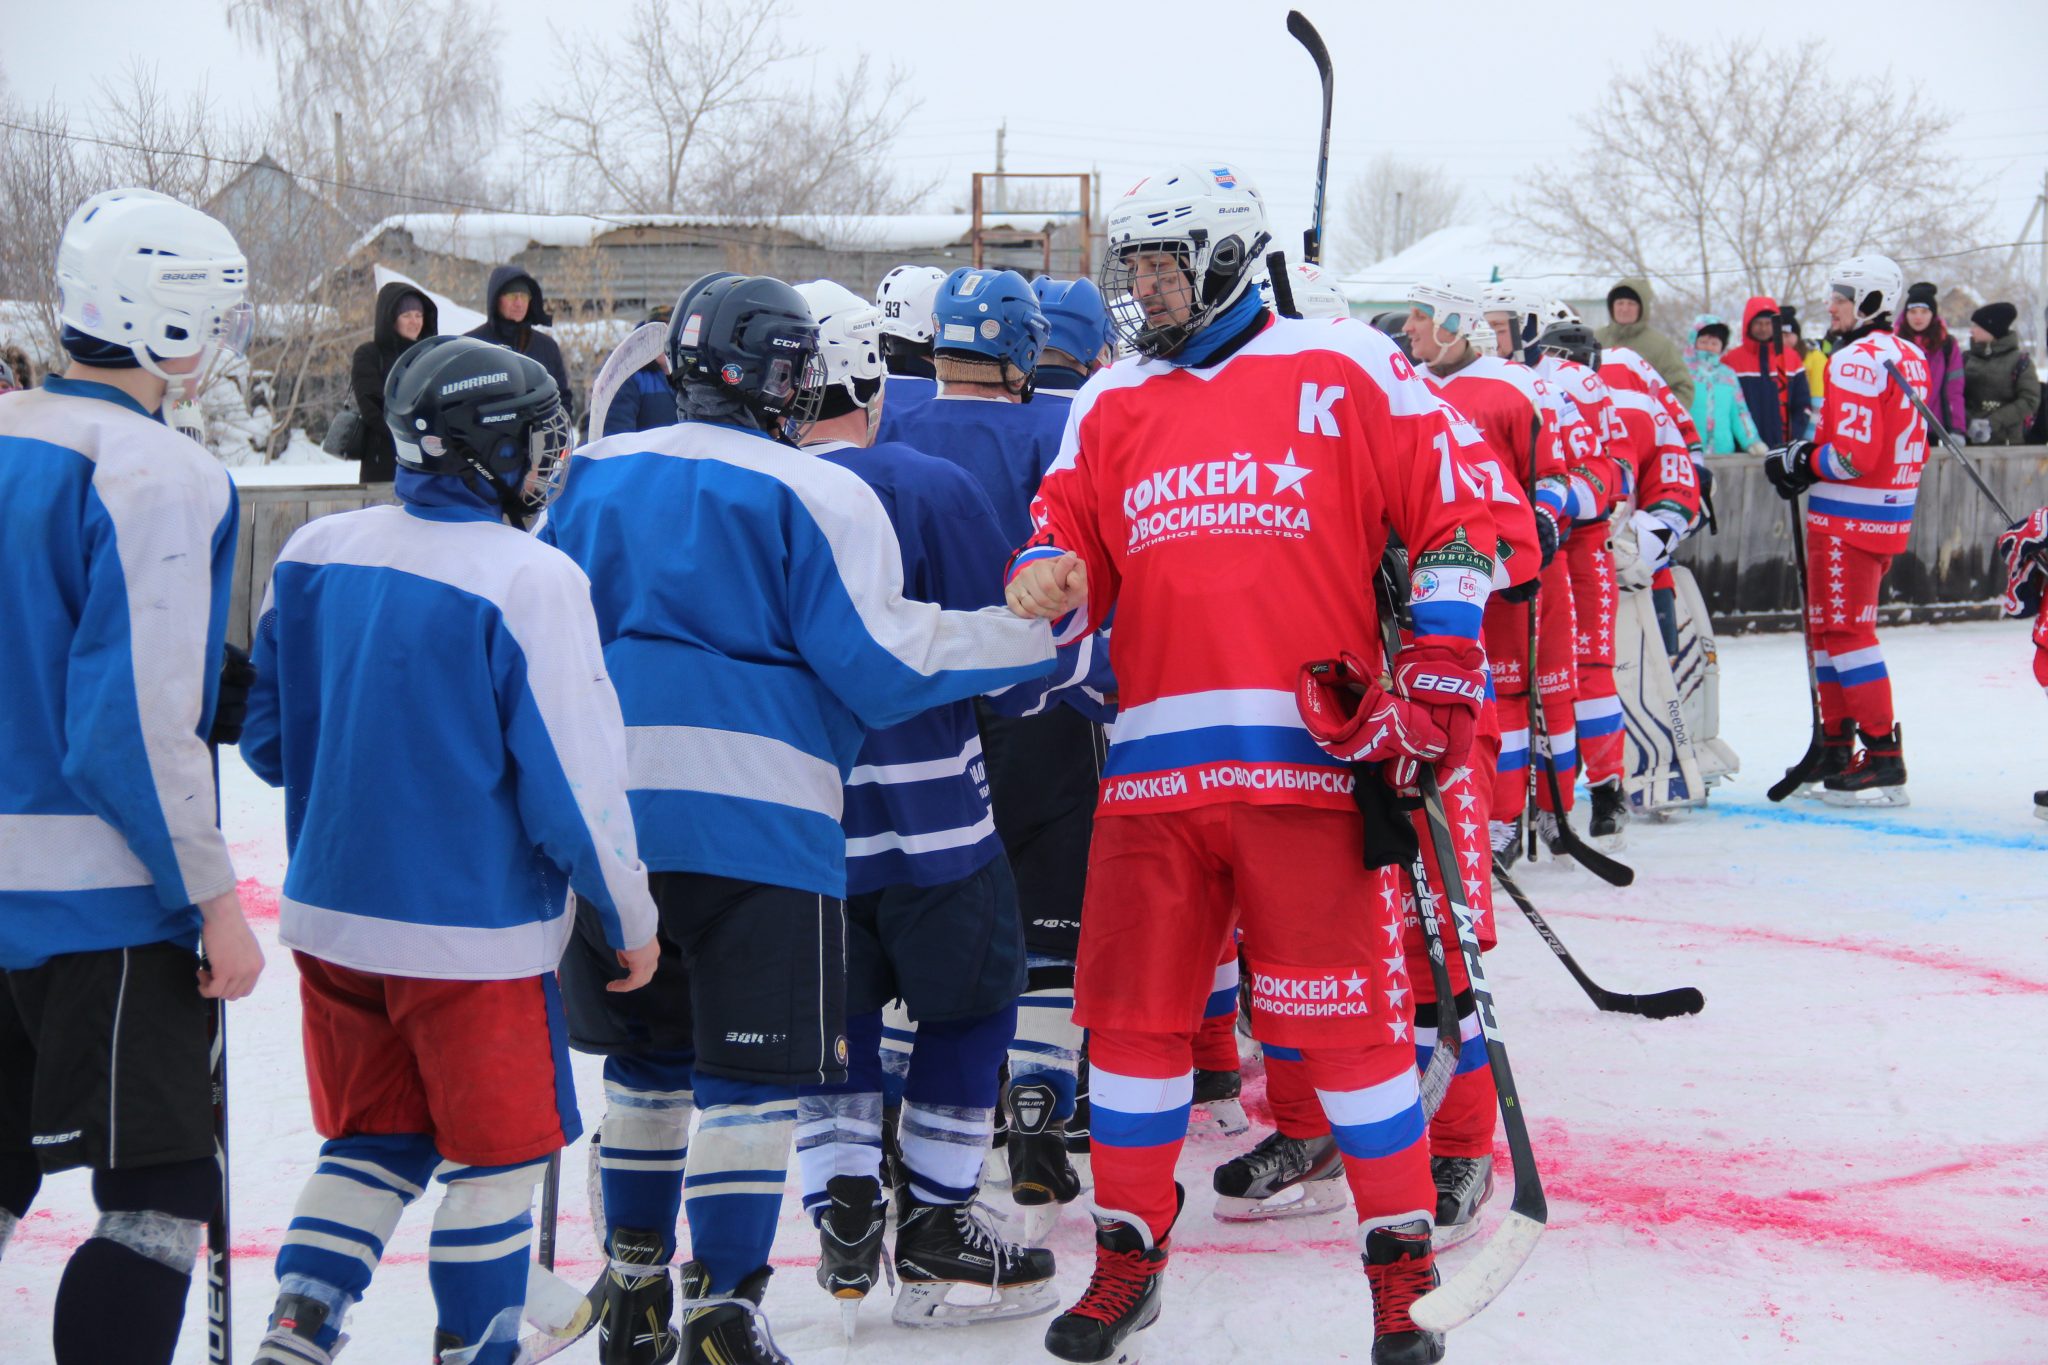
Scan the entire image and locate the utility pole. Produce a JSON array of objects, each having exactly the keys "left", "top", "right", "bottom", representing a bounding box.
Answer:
[
  {"left": 331, "top": 111, "right": 345, "bottom": 199},
  {"left": 994, "top": 120, "right": 1007, "bottom": 215},
  {"left": 1394, "top": 190, "right": 1406, "bottom": 255}
]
